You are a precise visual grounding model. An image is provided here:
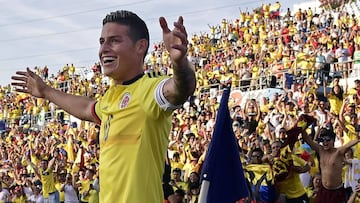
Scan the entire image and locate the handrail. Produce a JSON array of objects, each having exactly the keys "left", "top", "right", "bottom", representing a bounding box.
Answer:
[{"left": 196, "top": 59, "right": 359, "bottom": 98}]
